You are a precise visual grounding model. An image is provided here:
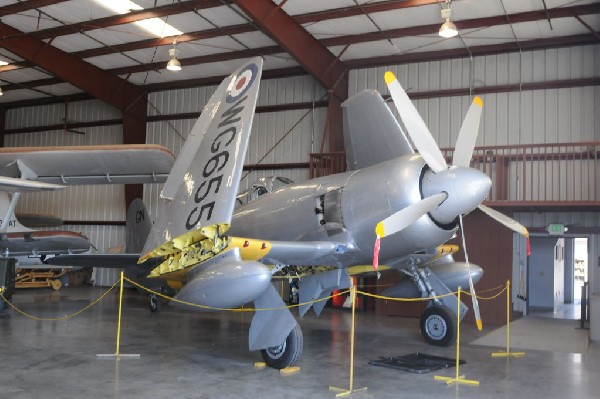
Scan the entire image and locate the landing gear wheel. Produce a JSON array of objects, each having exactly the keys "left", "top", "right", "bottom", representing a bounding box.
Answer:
[
  {"left": 420, "top": 306, "right": 455, "bottom": 346},
  {"left": 149, "top": 294, "right": 159, "bottom": 312},
  {"left": 51, "top": 279, "right": 62, "bottom": 291},
  {"left": 260, "top": 323, "right": 303, "bottom": 369}
]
